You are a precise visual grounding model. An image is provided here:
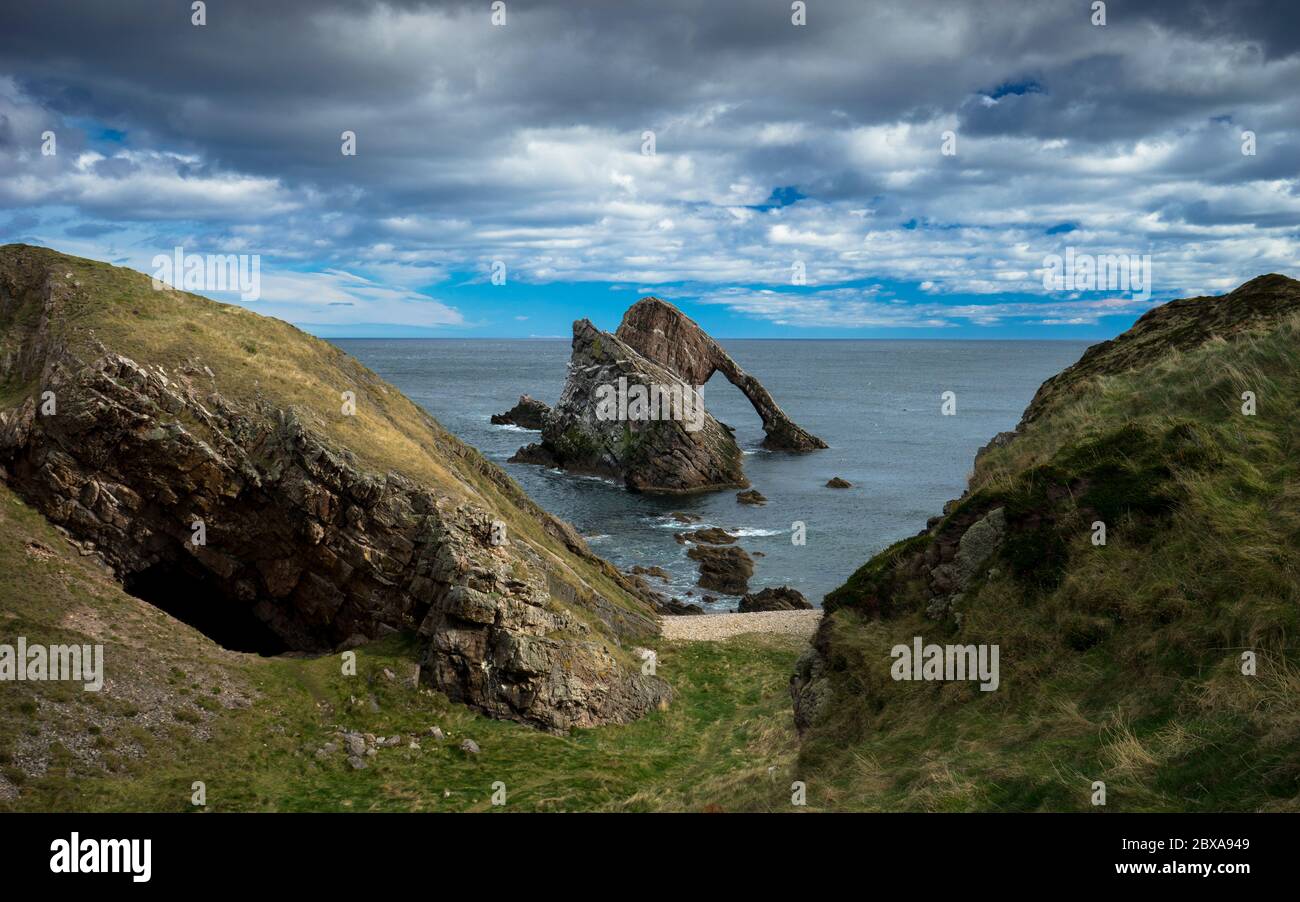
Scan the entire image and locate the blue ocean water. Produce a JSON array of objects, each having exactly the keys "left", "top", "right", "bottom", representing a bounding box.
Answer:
[{"left": 333, "top": 339, "right": 1089, "bottom": 610}]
